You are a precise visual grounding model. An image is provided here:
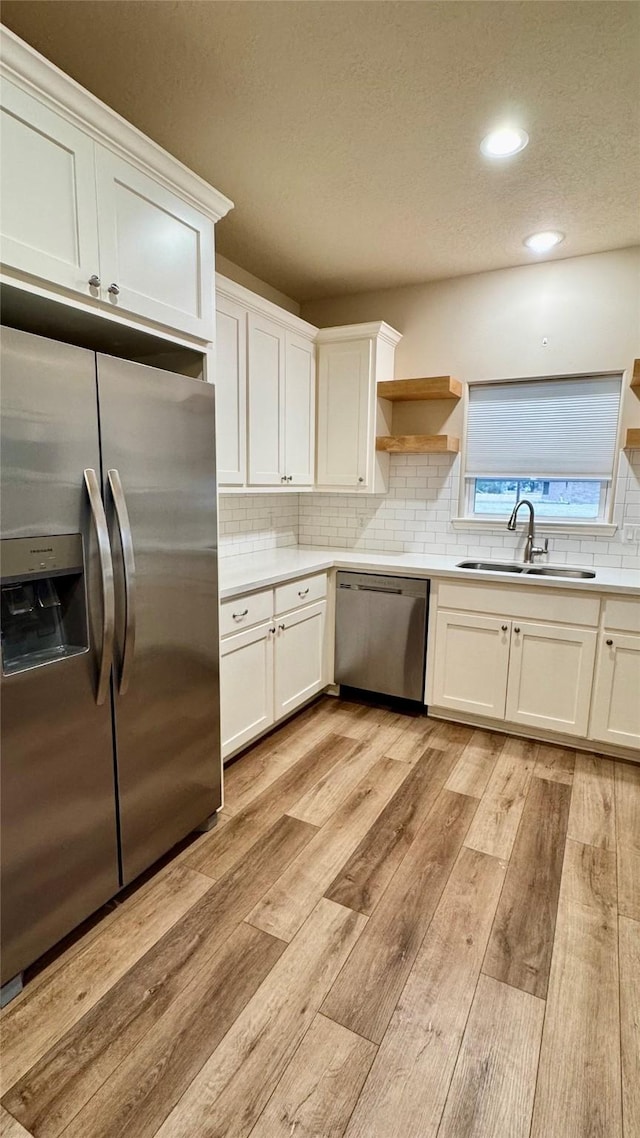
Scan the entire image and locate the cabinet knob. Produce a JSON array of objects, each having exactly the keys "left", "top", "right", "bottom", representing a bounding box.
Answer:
[
  {"left": 514, "top": 626, "right": 521, "bottom": 634},
  {"left": 358, "top": 477, "right": 364, "bottom": 483},
  {"left": 606, "top": 638, "right": 613, "bottom": 646},
  {"left": 88, "top": 274, "right": 101, "bottom": 288},
  {"left": 288, "top": 476, "right": 293, "bottom": 482},
  {"left": 281, "top": 475, "right": 286, "bottom": 483},
  {"left": 107, "top": 283, "right": 120, "bottom": 296},
  {"left": 501, "top": 624, "right": 508, "bottom": 632},
  {"left": 269, "top": 626, "right": 276, "bottom": 635},
  {"left": 279, "top": 623, "right": 286, "bottom": 632}
]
